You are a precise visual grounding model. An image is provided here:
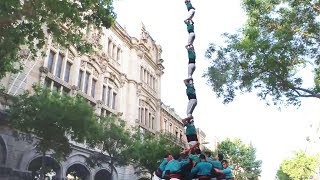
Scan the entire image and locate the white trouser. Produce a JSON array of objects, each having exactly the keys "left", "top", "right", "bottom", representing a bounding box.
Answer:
[
  {"left": 186, "top": 9, "right": 195, "bottom": 20},
  {"left": 187, "top": 98, "right": 197, "bottom": 116},
  {"left": 188, "top": 32, "right": 195, "bottom": 46},
  {"left": 188, "top": 63, "right": 196, "bottom": 79},
  {"left": 188, "top": 140, "right": 198, "bottom": 147}
]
